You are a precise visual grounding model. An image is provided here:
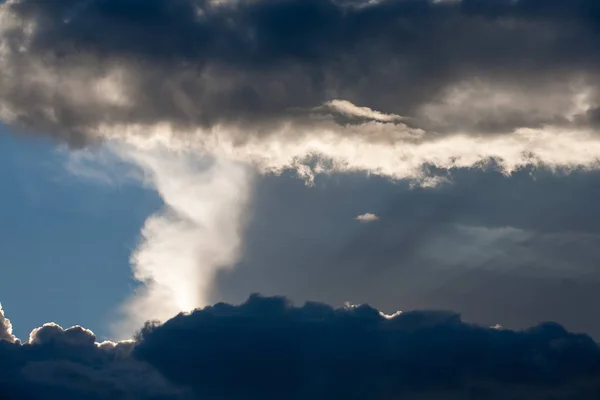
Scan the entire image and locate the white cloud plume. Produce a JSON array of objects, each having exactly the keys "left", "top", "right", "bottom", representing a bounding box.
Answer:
[{"left": 105, "top": 143, "right": 253, "bottom": 338}]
